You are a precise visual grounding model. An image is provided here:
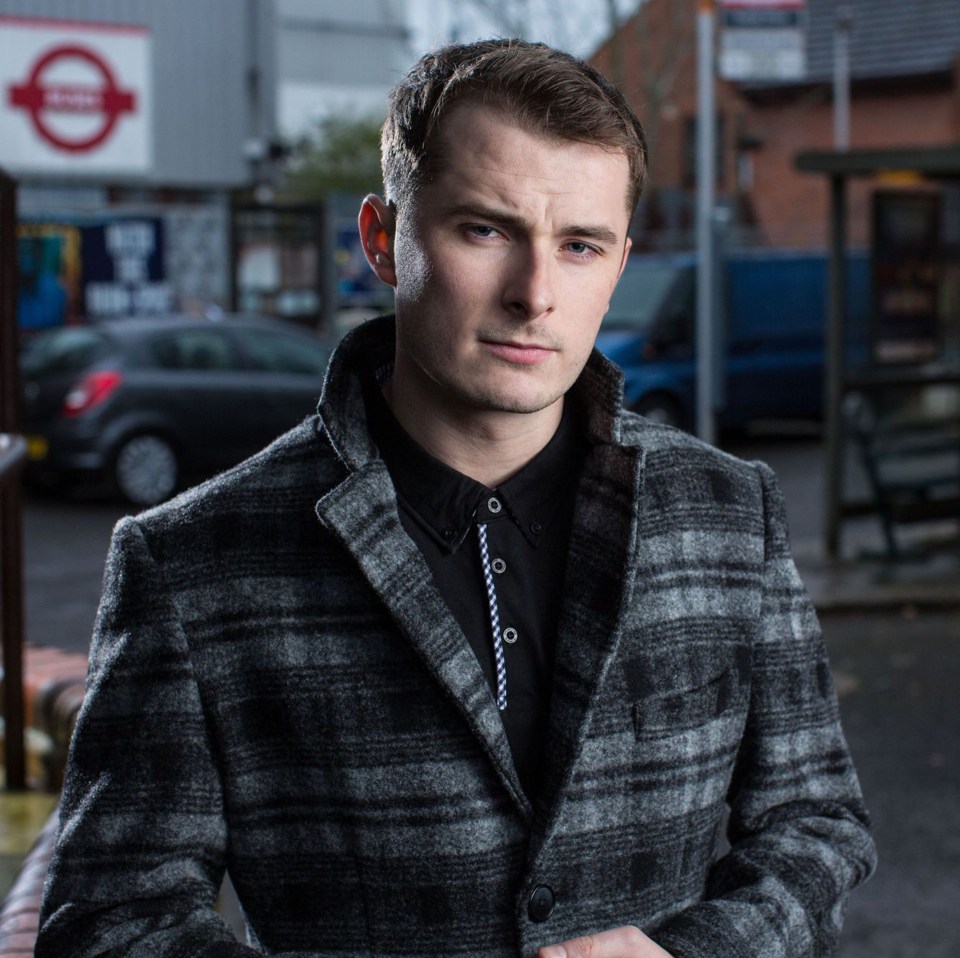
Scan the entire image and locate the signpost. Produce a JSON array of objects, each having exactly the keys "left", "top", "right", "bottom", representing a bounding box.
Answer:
[
  {"left": 695, "top": 1, "right": 808, "bottom": 442},
  {"left": 718, "top": 0, "right": 808, "bottom": 82},
  {"left": 696, "top": 0, "right": 718, "bottom": 445}
]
